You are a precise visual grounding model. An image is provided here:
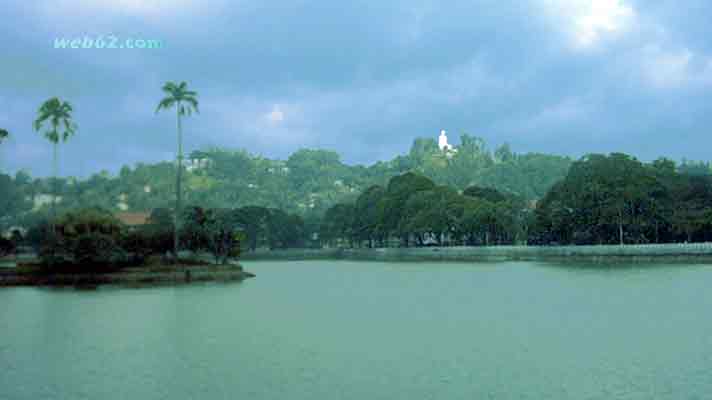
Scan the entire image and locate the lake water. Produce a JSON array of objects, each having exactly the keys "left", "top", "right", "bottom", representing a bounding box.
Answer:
[{"left": 2, "top": 260, "right": 712, "bottom": 399}]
